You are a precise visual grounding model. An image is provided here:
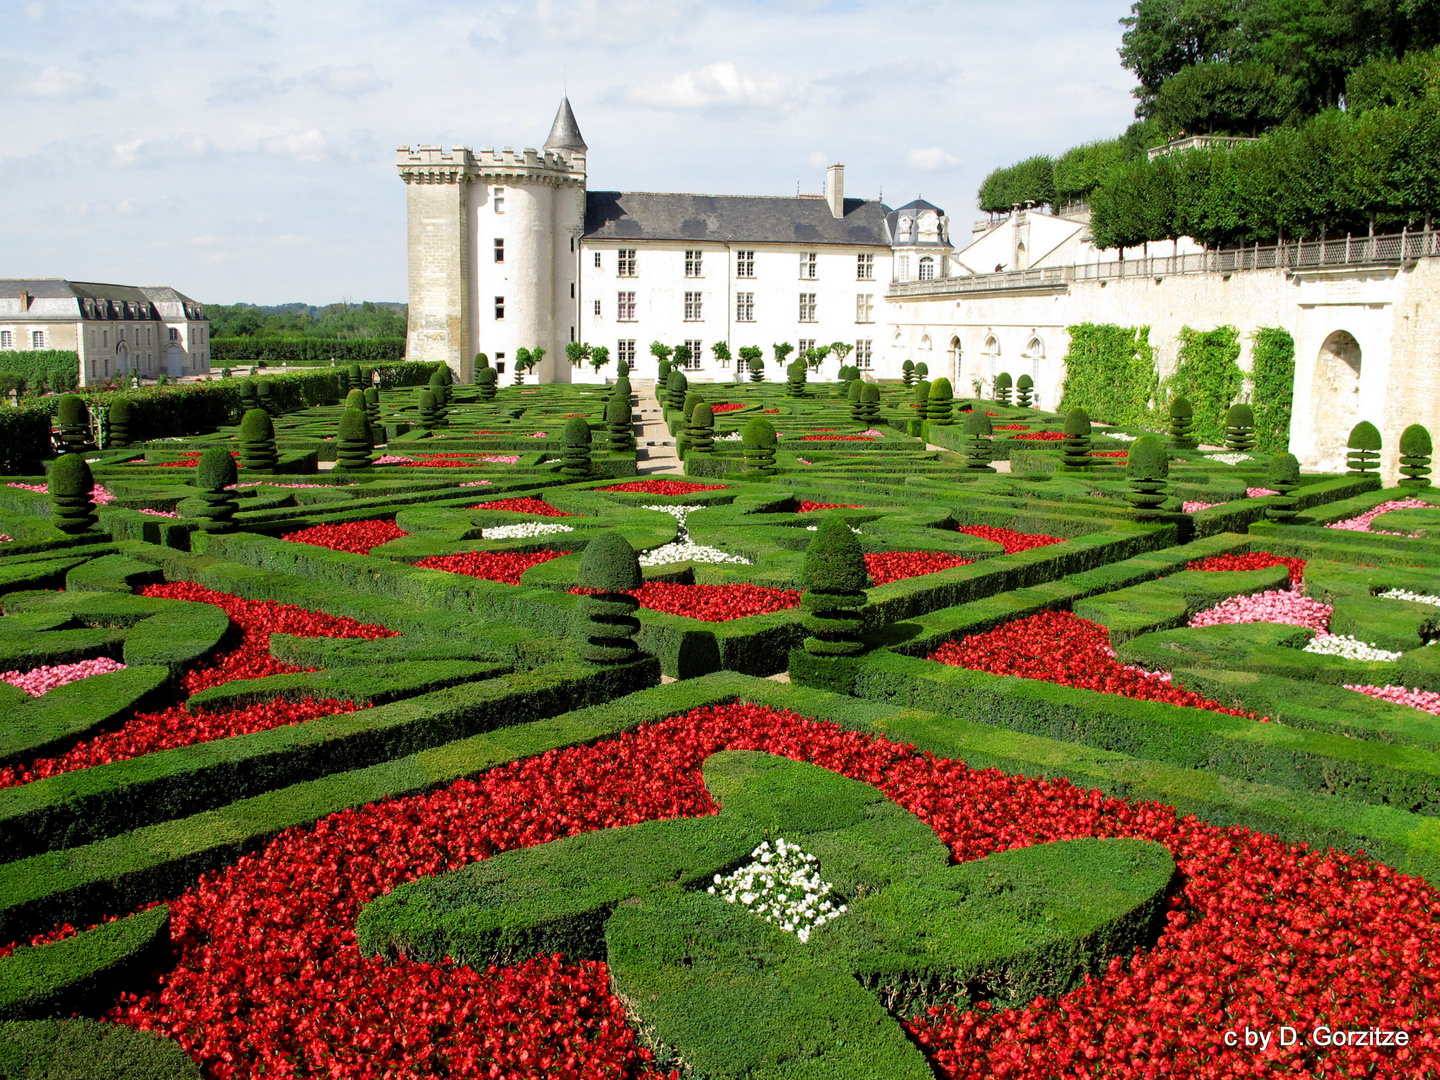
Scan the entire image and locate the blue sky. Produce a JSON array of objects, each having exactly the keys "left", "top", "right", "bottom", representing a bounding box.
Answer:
[{"left": 1, "top": 0, "right": 1140, "bottom": 304}]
